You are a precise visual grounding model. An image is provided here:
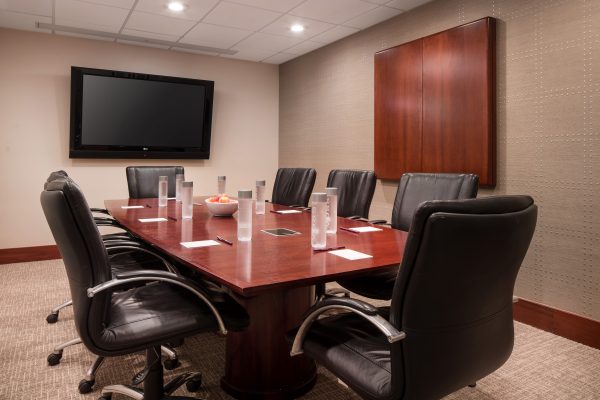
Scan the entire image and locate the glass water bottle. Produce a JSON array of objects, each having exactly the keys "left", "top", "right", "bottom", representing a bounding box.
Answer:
[
  {"left": 181, "top": 181, "right": 193, "bottom": 219},
  {"left": 158, "top": 176, "right": 168, "bottom": 207},
  {"left": 256, "top": 180, "right": 266, "bottom": 214},
  {"left": 237, "top": 189, "right": 253, "bottom": 241},
  {"left": 218, "top": 176, "right": 226, "bottom": 195},
  {"left": 311, "top": 193, "right": 327, "bottom": 250},
  {"left": 175, "top": 173, "right": 184, "bottom": 202},
  {"left": 325, "top": 187, "right": 338, "bottom": 234}
]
